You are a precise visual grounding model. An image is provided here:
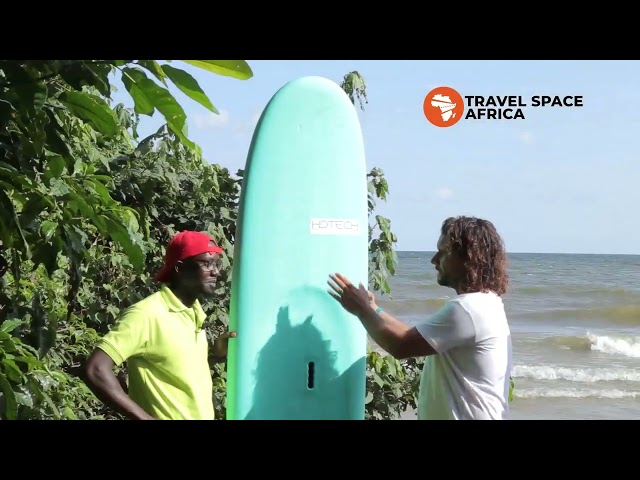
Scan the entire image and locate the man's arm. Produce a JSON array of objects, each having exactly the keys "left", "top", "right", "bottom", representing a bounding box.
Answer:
[
  {"left": 327, "top": 273, "right": 472, "bottom": 361},
  {"left": 209, "top": 331, "right": 237, "bottom": 363},
  {"left": 82, "top": 307, "right": 155, "bottom": 420},
  {"left": 327, "top": 274, "right": 437, "bottom": 360},
  {"left": 357, "top": 301, "right": 476, "bottom": 360},
  {"left": 356, "top": 306, "right": 437, "bottom": 360},
  {"left": 84, "top": 349, "right": 155, "bottom": 420}
]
